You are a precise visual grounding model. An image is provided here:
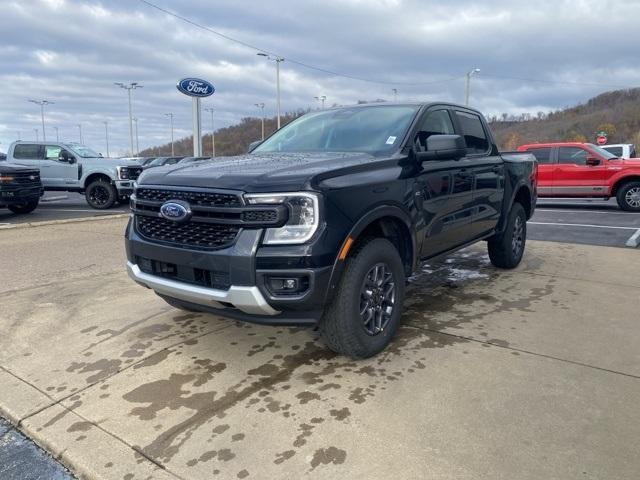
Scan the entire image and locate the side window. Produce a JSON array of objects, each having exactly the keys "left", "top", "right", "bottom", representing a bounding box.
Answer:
[
  {"left": 604, "top": 146, "right": 622, "bottom": 157},
  {"left": 557, "top": 147, "right": 588, "bottom": 165},
  {"left": 527, "top": 147, "right": 553, "bottom": 164},
  {"left": 416, "top": 110, "right": 455, "bottom": 149},
  {"left": 454, "top": 111, "right": 489, "bottom": 154},
  {"left": 13, "top": 144, "right": 42, "bottom": 159},
  {"left": 45, "top": 145, "right": 62, "bottom": 160}
]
